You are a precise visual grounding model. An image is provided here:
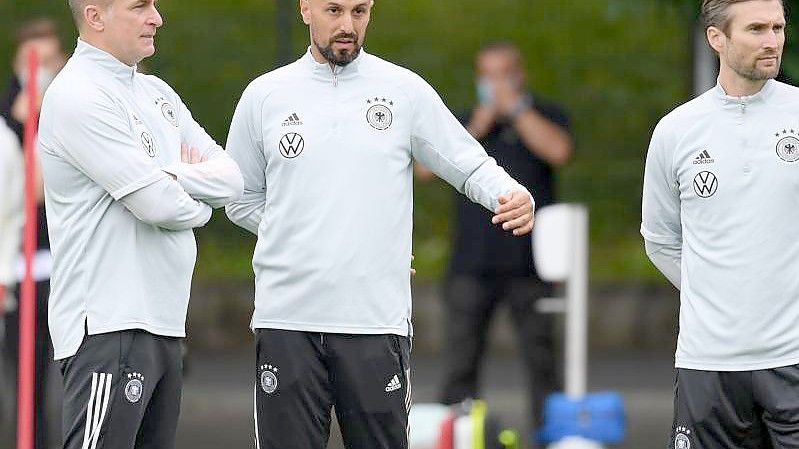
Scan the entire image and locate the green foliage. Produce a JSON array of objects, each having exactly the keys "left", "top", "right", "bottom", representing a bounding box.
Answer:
[{"left": 0, "top": 1, "right": 703, "bottom": 282}]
